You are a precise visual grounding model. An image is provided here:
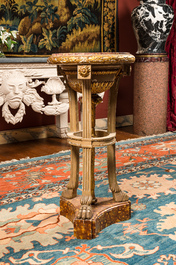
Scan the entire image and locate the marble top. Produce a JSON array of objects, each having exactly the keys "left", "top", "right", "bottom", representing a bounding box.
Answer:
[{"left": 47, "top": 52, "right": 135, "bottom": 65}]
